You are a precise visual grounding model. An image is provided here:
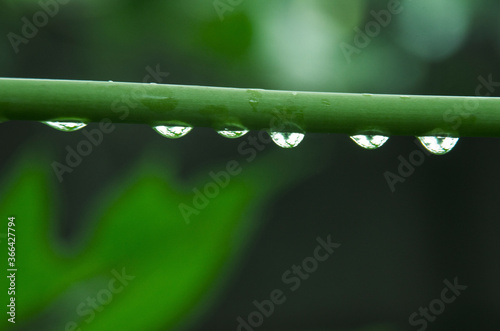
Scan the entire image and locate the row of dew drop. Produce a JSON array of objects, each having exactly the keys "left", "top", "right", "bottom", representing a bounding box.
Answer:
[{"left": 43, "top": 121, "right": 459, "bottom": 155}]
